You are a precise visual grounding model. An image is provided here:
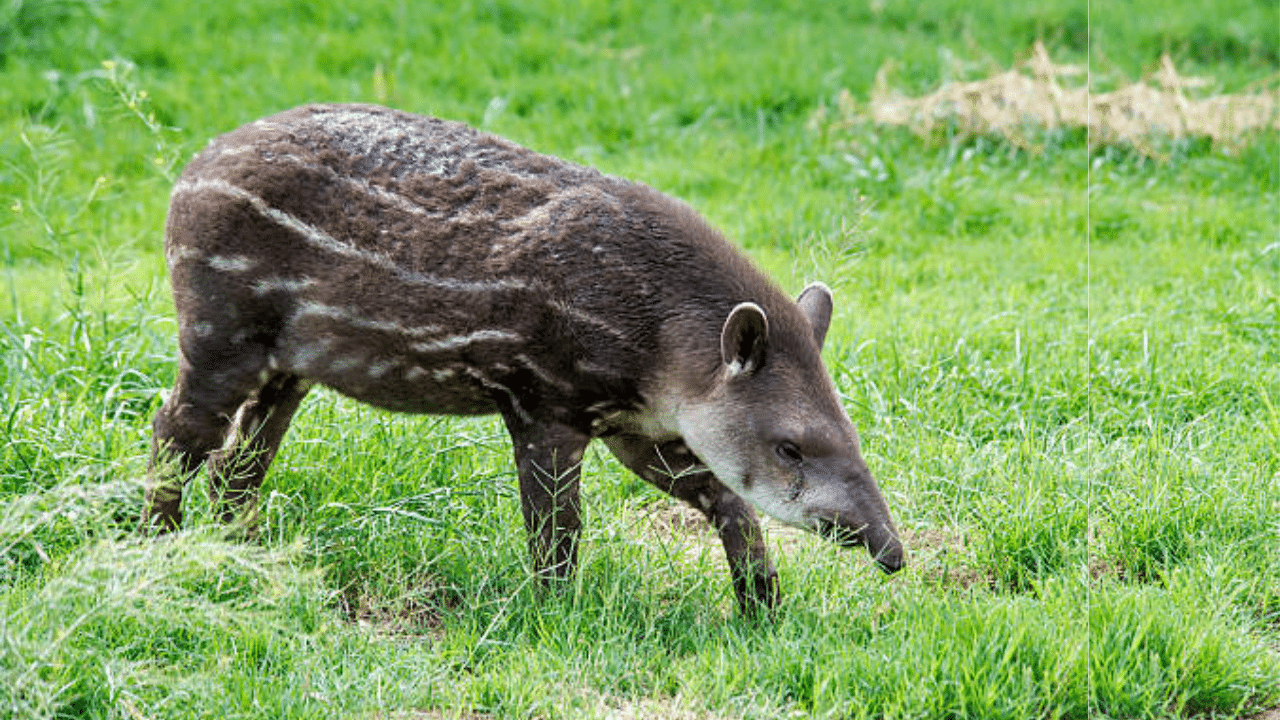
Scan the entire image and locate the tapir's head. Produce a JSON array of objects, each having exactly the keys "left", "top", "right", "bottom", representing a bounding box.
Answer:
[{"left": 676, "top": 283, "right": 903, "bottom": 574}]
